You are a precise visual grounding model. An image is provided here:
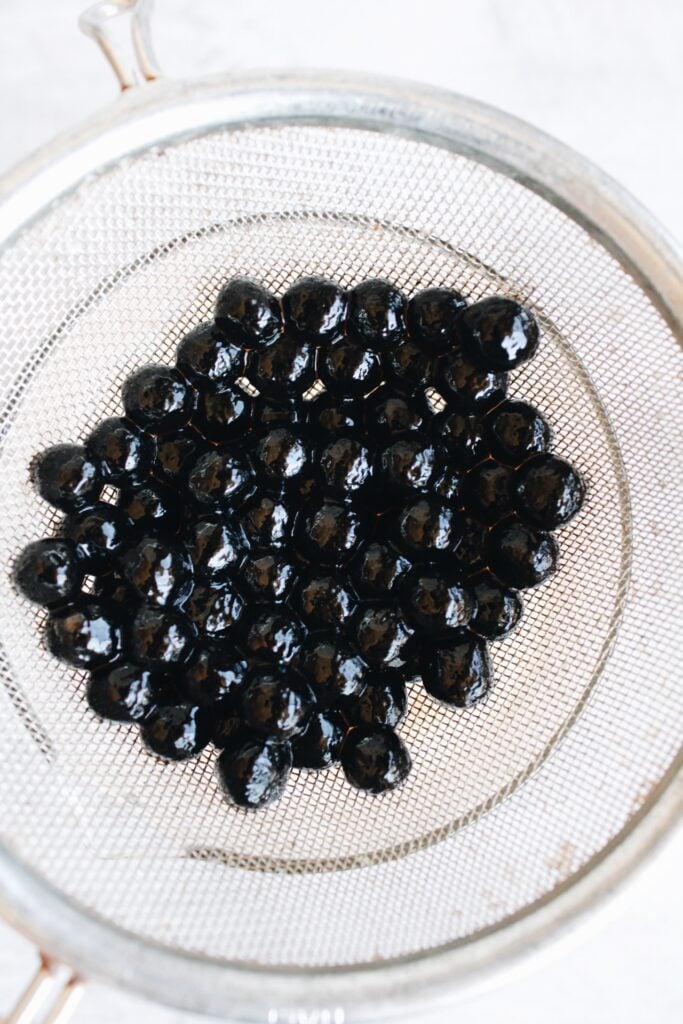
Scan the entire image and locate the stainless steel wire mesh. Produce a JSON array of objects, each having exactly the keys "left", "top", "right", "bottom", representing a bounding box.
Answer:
[{"left": 0, "top": 123, "right": 680, "bottom": 970}]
